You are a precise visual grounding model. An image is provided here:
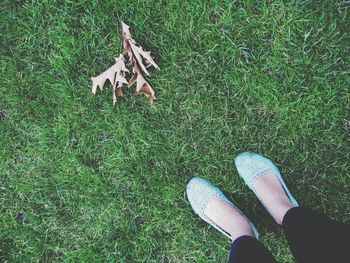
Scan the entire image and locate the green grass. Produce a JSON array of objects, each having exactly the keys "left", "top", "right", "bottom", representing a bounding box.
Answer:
[{"left": 1, "top": 0, "right": 349, "bottom": 262}]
